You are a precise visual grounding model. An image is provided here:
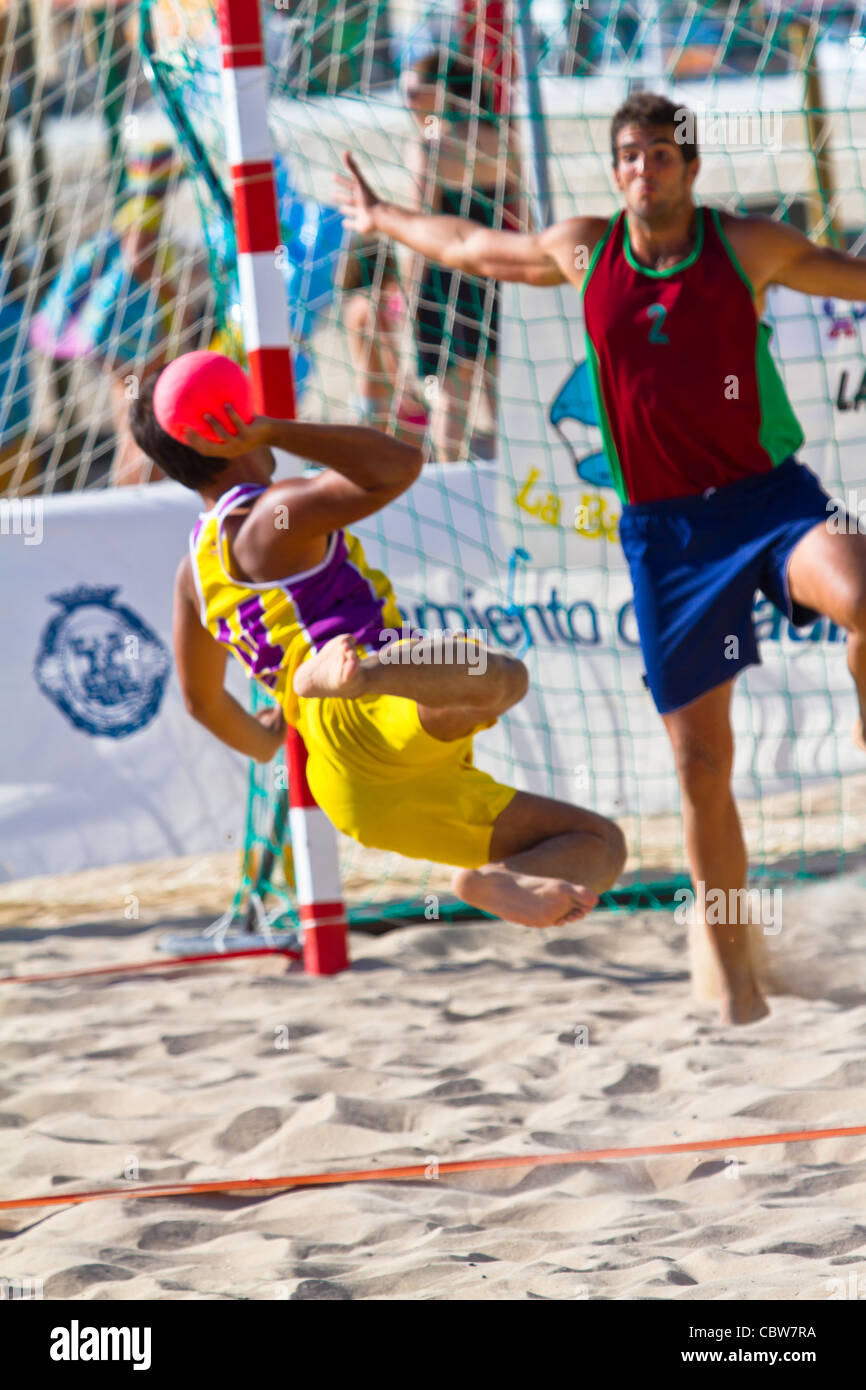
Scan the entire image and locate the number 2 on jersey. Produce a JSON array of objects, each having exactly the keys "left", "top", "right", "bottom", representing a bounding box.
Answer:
[{"left": 647, "top": 302, "right": 670, "bottom": 344}]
